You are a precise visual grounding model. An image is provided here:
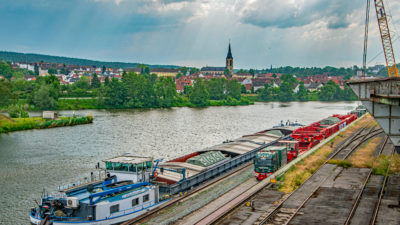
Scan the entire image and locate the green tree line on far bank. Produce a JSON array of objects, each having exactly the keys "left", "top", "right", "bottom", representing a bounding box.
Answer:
[{"left": 256, "top": 74, "right": 358, "bottom": 102}]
